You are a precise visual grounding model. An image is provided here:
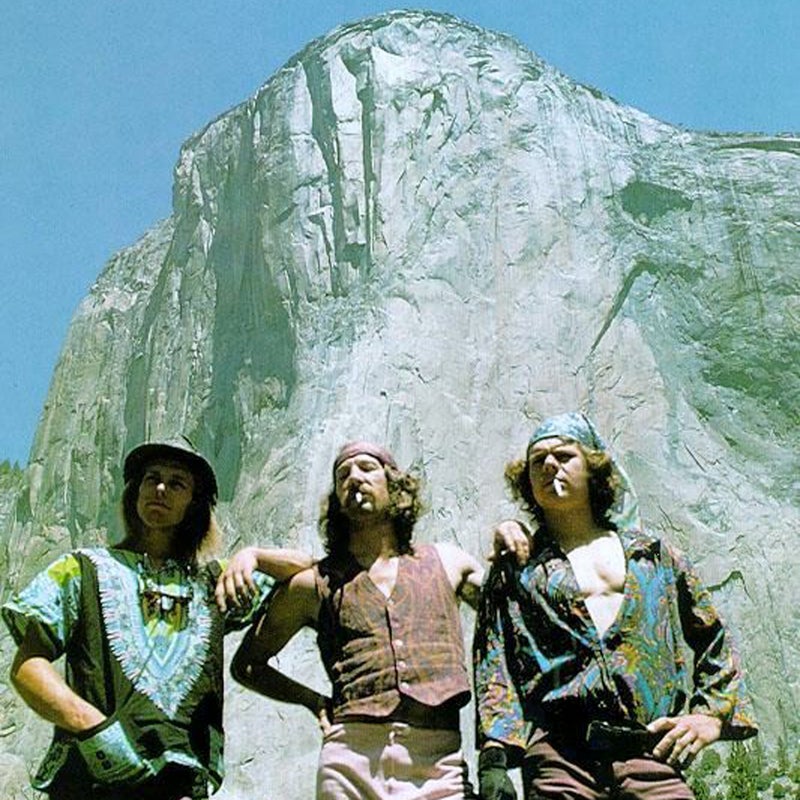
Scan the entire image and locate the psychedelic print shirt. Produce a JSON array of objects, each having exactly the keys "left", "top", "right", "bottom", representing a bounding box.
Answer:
[
  {"left": 474, "top": 529, "right": 757, "bottom": 761},
  {"left": 2, "top": 547, "right": 273, "bottom": 794}
]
